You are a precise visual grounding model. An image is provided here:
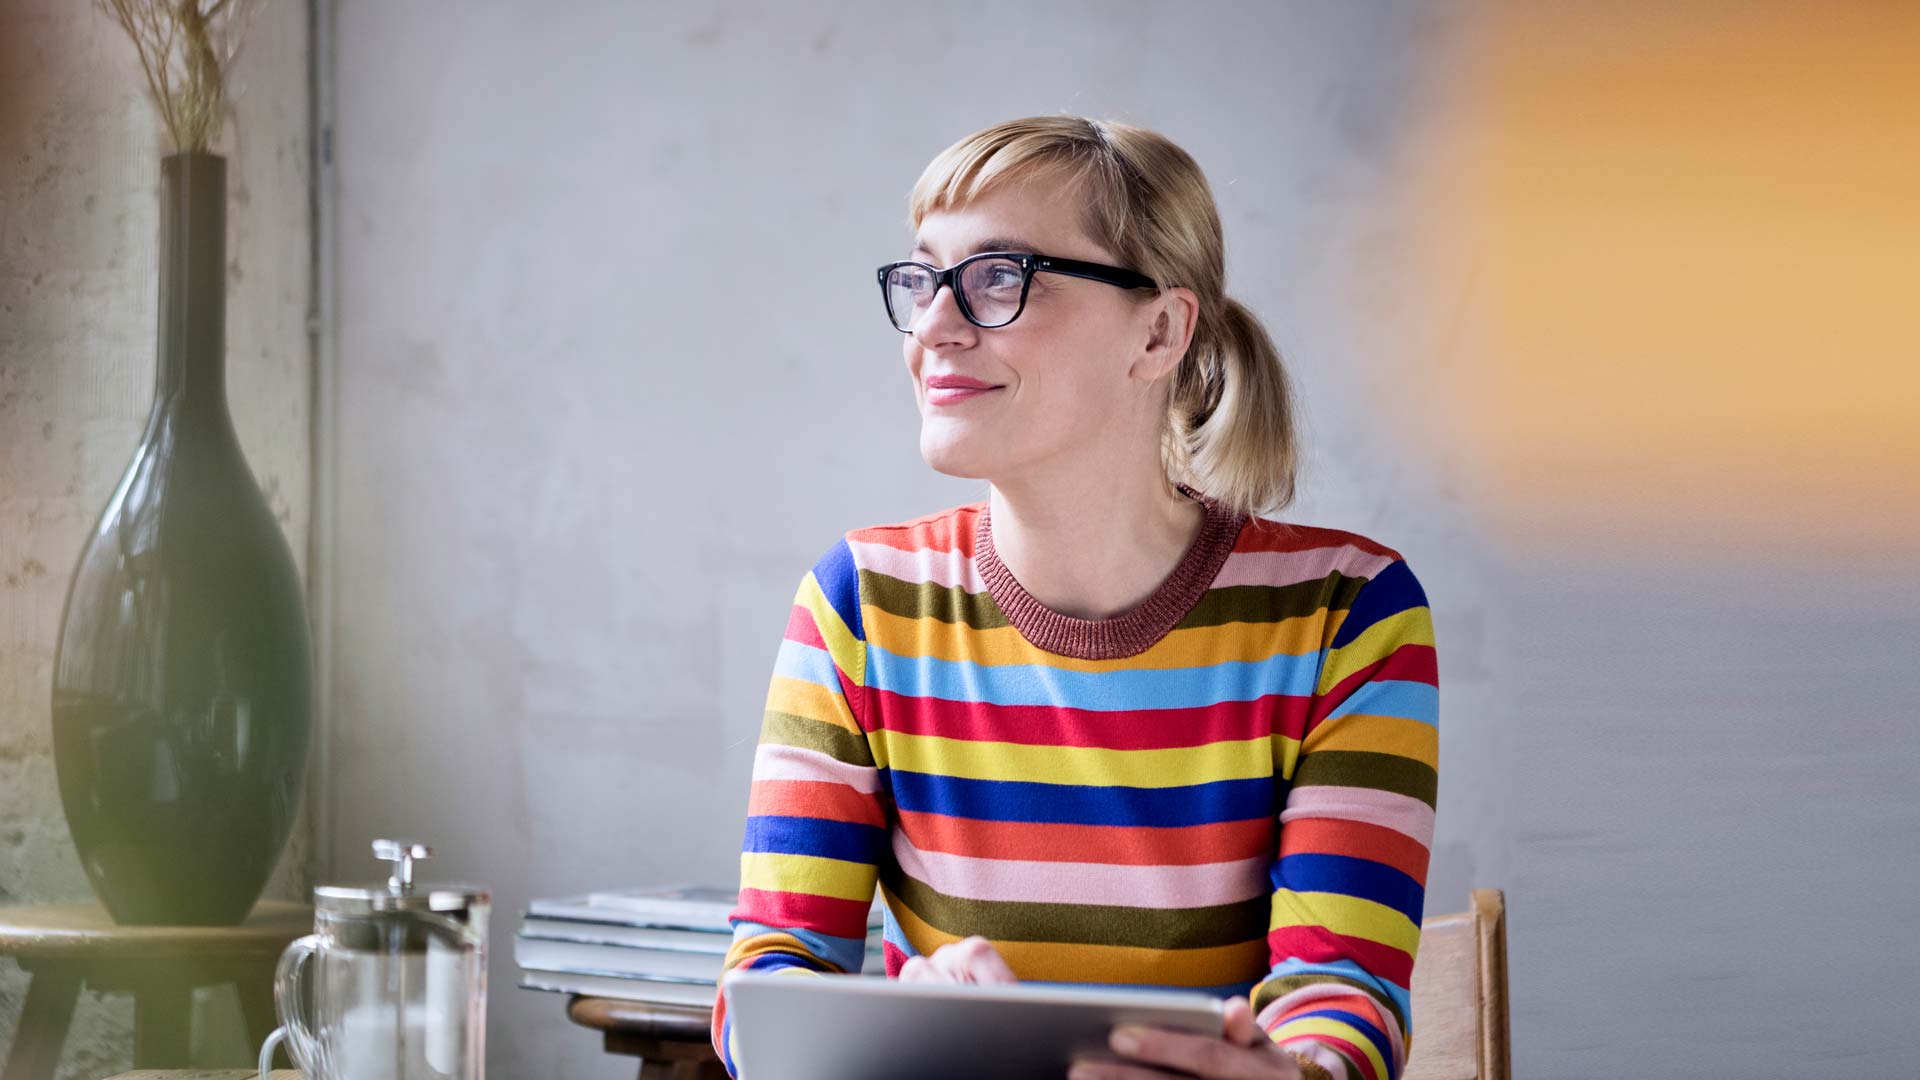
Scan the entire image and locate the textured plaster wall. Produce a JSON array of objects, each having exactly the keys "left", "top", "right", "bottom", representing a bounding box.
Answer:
[{"left": 0, "top": 0, "right": 314, "bottom": 1075}]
